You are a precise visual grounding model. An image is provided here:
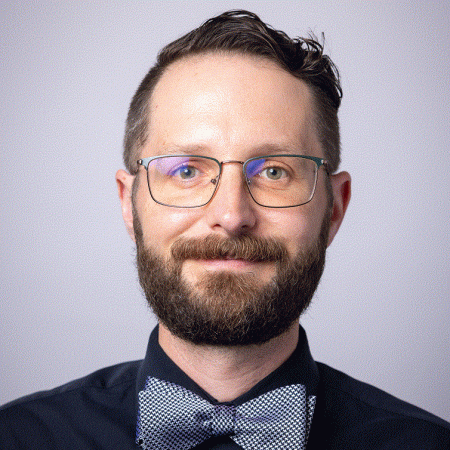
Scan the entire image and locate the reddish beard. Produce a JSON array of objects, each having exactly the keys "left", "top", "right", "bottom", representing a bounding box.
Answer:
[{"left": 134, "top": 216, "right": 330, "bottom": 346}]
